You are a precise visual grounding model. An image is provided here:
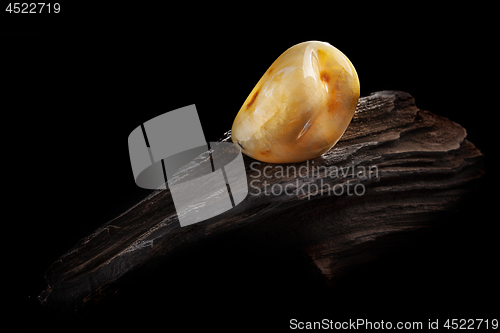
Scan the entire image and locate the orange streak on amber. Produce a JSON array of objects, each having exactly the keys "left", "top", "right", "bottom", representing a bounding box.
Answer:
[{"left": 246, "top": 90, "right": 259, "bottom": 109}]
